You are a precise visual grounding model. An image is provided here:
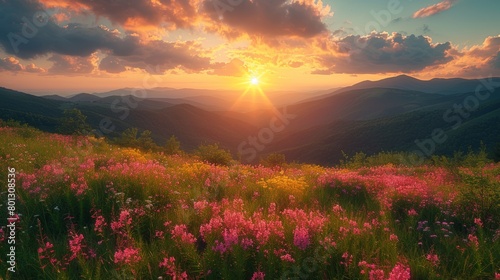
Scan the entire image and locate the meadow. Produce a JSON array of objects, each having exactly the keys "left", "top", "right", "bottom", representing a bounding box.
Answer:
[{"left": 1, "top": 125, "right": 499, "bottom": 279}]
